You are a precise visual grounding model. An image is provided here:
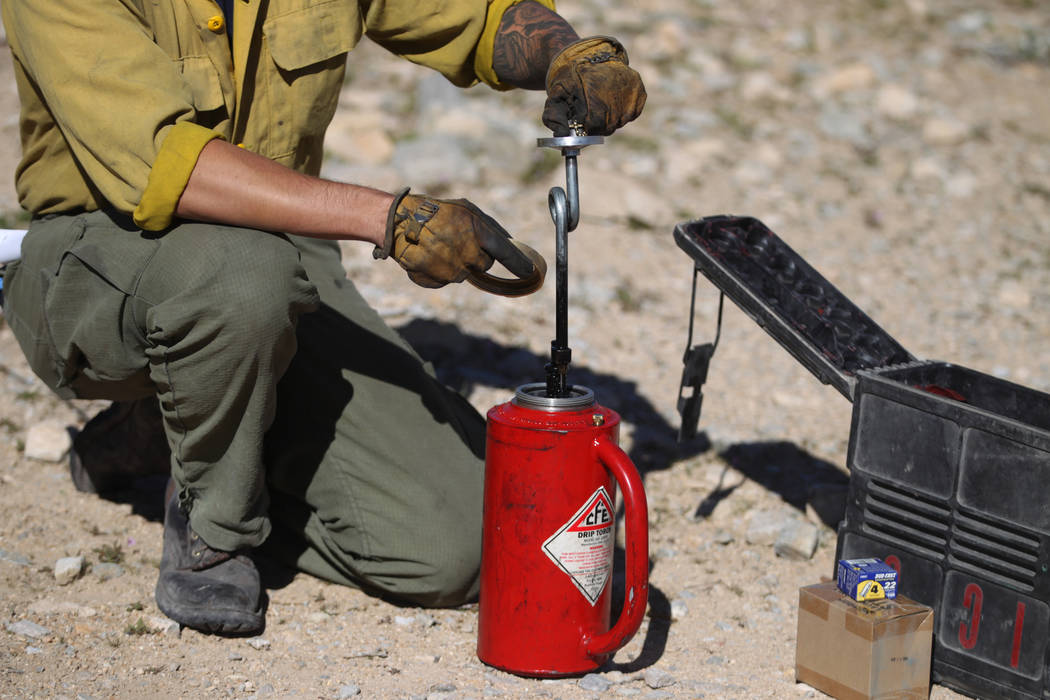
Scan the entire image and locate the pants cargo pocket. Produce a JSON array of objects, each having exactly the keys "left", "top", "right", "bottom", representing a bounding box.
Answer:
[
  {"left": 7, "top": 214, "right": 161, "bottom": 400},
  {"left": 3, "top": 221, "right": 82, "bottom": 398}
]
